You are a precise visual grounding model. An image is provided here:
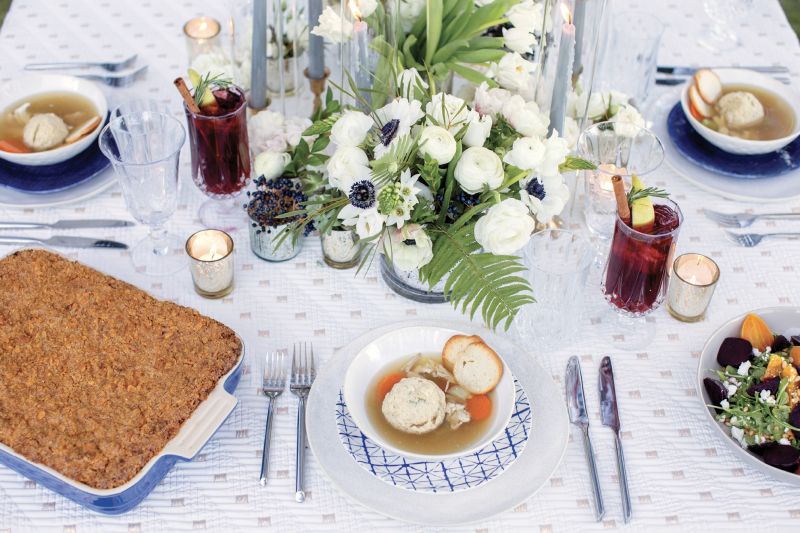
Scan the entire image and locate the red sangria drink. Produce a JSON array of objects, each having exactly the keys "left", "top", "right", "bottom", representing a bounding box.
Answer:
[
  {"left": 603, "top": 197, "right": 683, "bottom": 316},
  {"left": 182, "top": 75, "right": 251, "bottom": 230}
]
